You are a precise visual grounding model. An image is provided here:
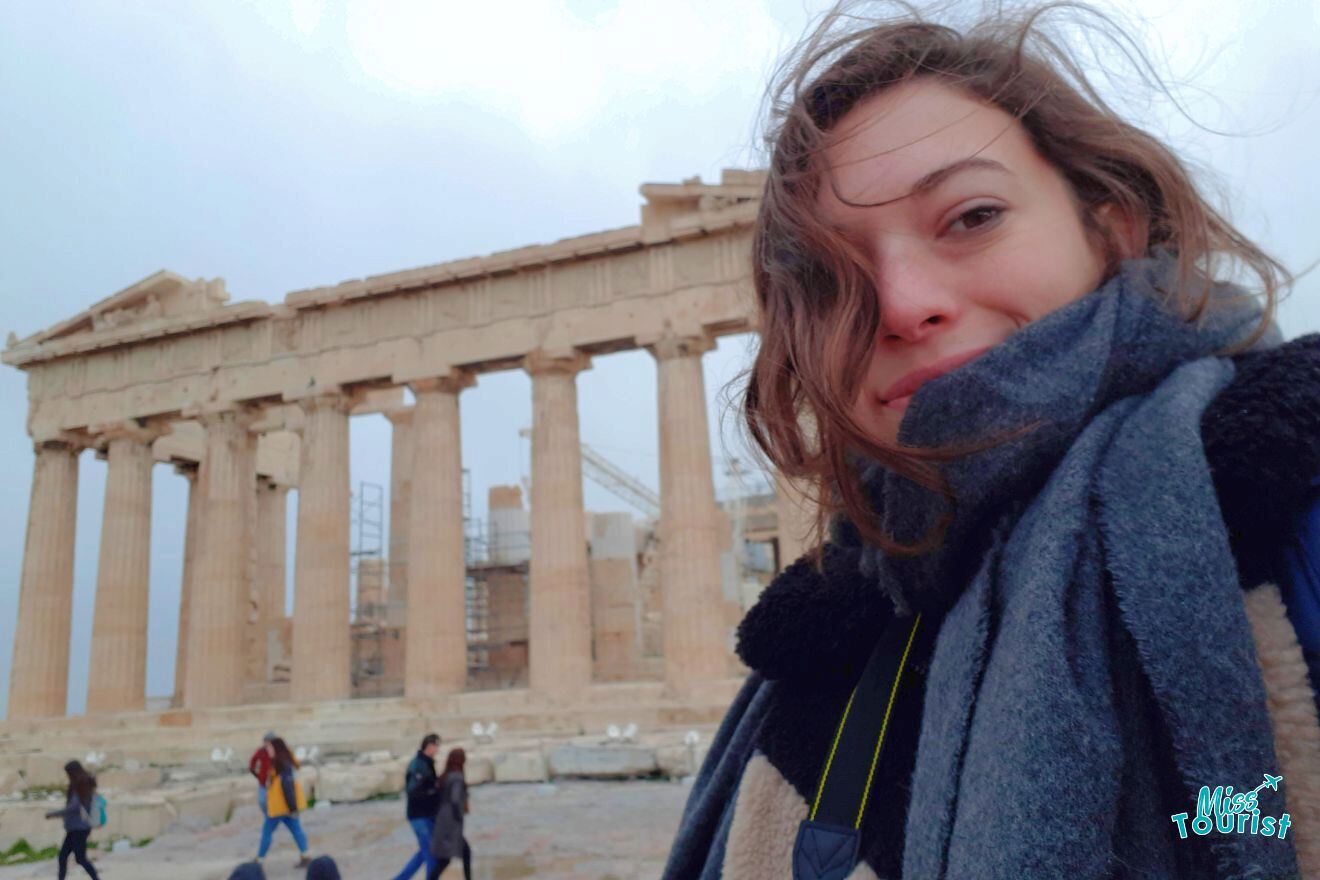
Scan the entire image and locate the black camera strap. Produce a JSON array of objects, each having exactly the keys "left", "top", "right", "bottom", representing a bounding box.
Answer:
[{"left": 792, "top": 612, "right": 924, "bottom": 880}]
